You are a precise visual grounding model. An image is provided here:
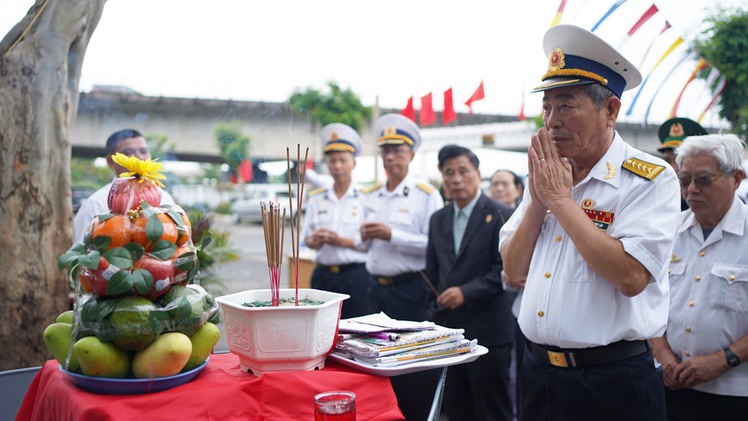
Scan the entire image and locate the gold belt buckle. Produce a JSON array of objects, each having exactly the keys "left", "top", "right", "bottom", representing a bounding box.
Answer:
[
  {"left": 329, "top": 265, "right": 340, "bottom": 274},
  {"left": 547, "top": 350, "right": 569, "bottom": 367},
  {"left": 377, "top": 277, "right": 393, "bottom": 286}
]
